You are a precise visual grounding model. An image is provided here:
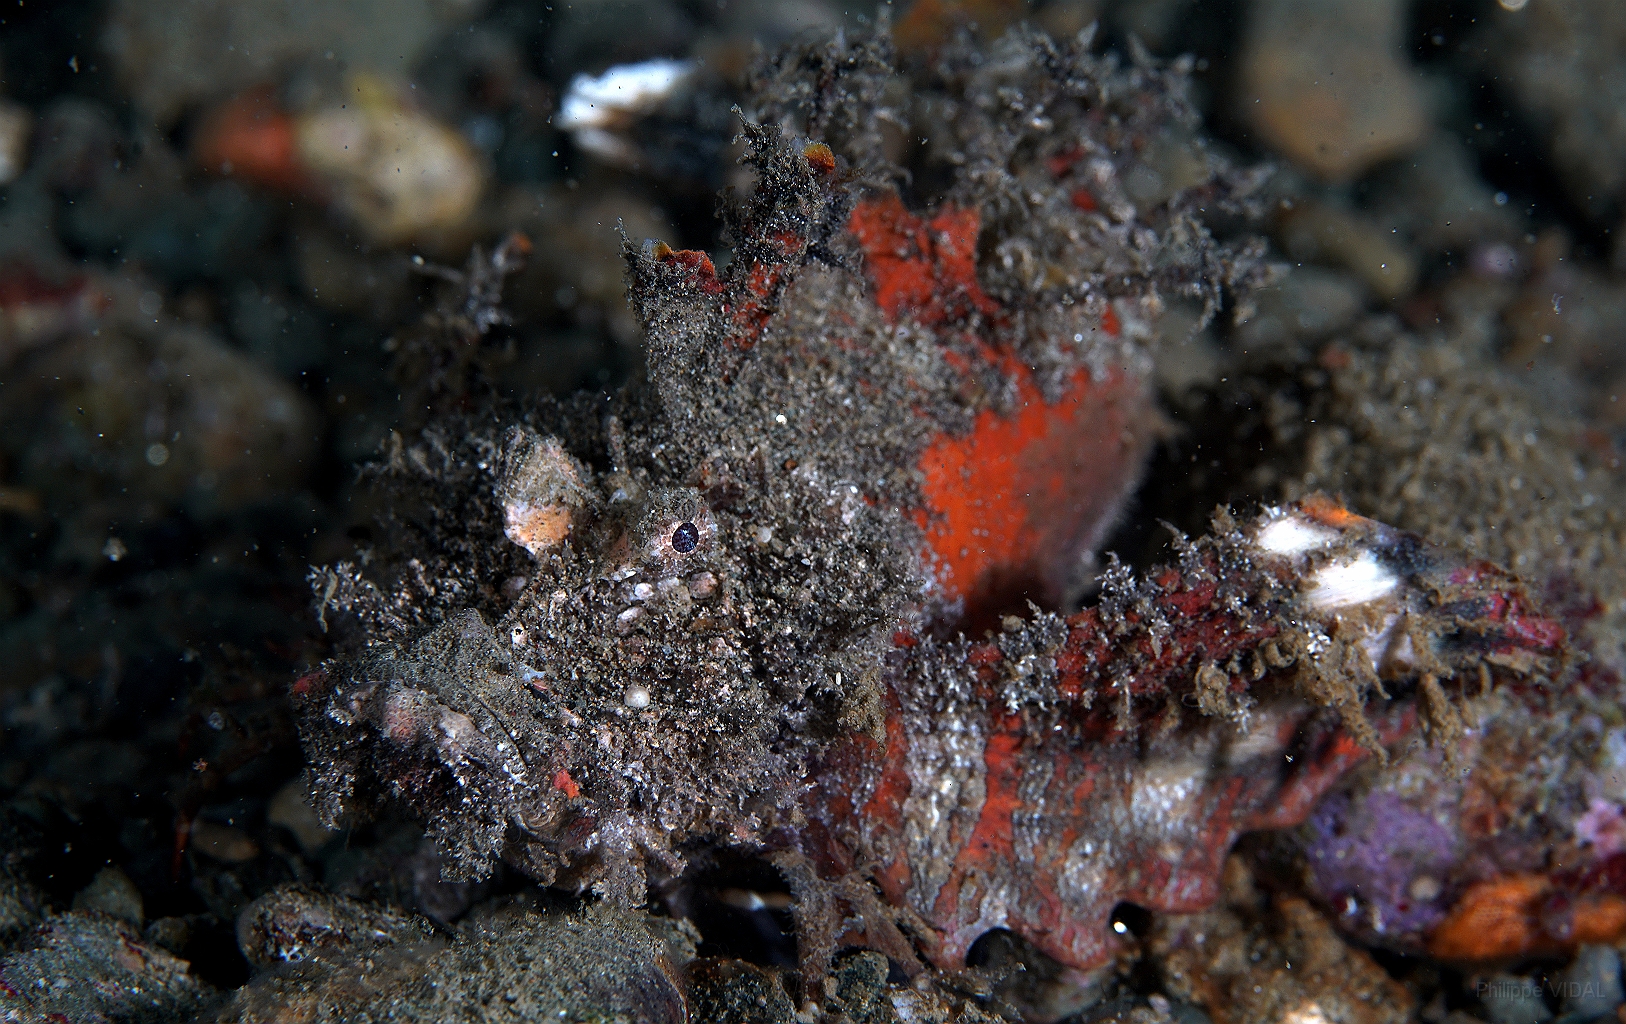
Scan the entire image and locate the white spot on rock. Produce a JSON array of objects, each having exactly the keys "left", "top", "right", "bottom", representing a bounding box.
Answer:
[
  {"left": 559, "top": 60, "right": 694, "bottom": 131},
  {"left": 1255, "top": 513, "right": 1339, "bottom": 556},
  {"left": 1305, "top": 551, "right": 1398, "bottom": 609}
]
